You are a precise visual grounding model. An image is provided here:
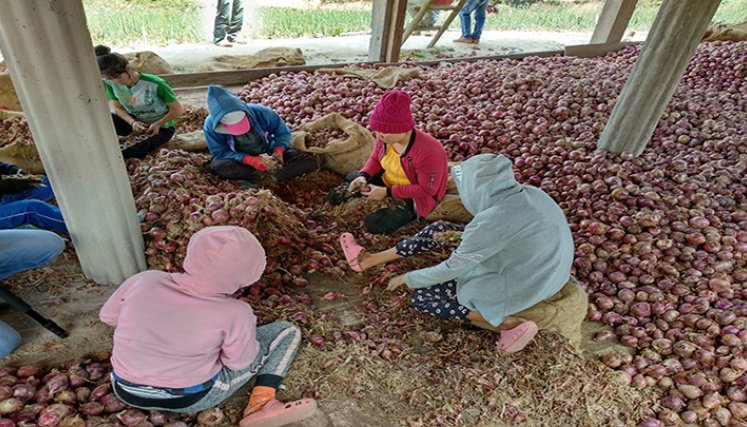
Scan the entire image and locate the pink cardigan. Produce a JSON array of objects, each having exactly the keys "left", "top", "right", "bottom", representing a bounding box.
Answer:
[{"left": 360, "top": 129, "right": 448, "bottom": 218}]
